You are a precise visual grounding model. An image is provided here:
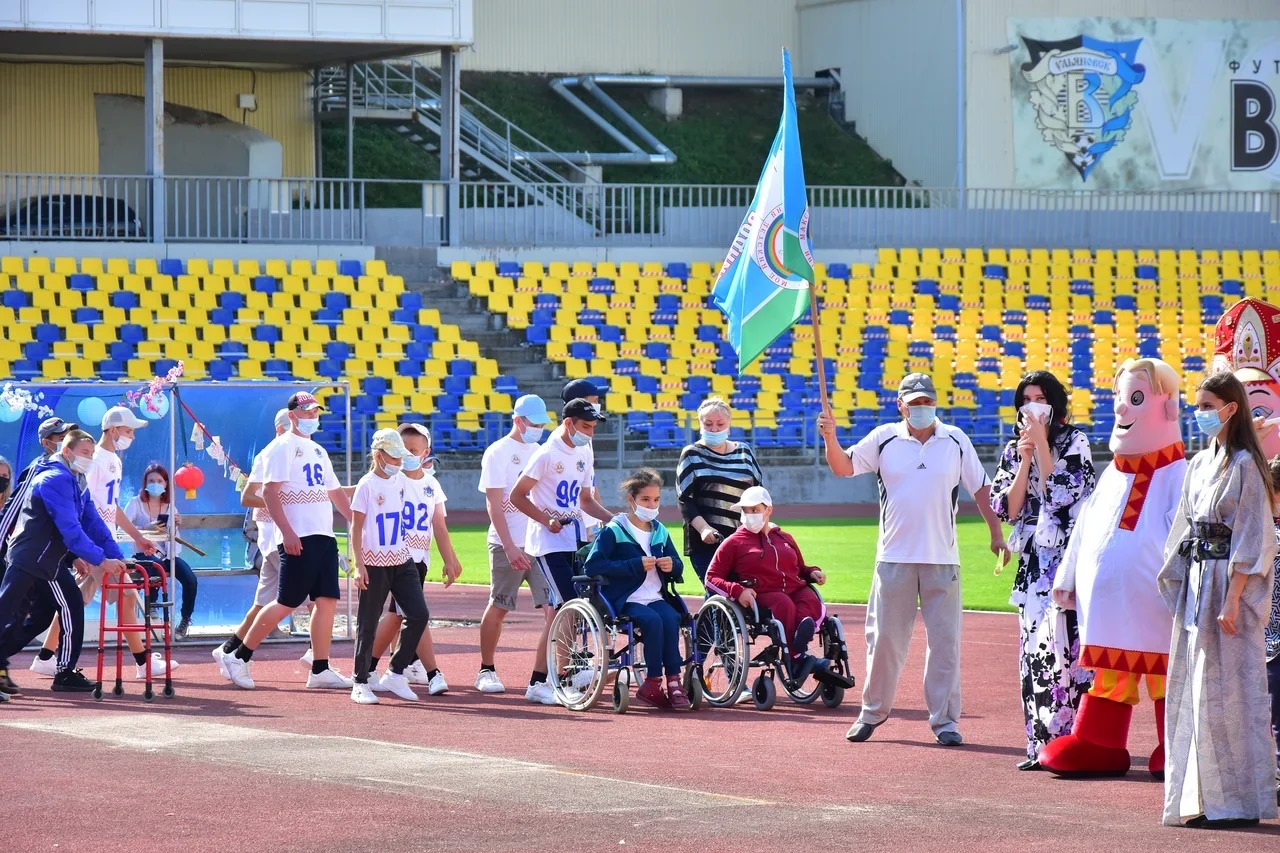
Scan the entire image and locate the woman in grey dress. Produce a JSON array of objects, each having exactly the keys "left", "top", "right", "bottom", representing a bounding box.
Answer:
[{"left": 1160, "top": 371, "right": 1279, "bottom": 828}]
